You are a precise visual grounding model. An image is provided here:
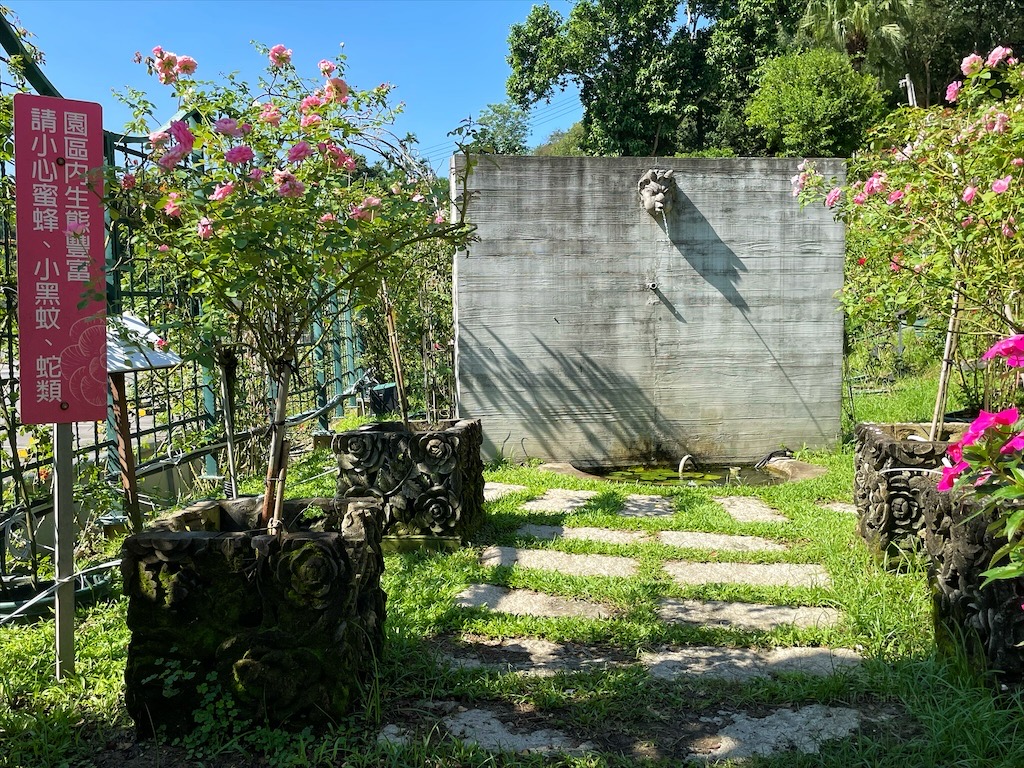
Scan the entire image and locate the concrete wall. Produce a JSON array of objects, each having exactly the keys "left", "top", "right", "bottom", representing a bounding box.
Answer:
[{"left": 452, "top": 156, "right": 845, "bottom": 466}]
